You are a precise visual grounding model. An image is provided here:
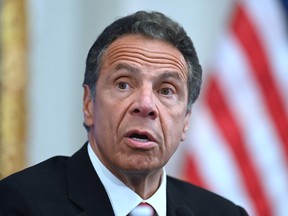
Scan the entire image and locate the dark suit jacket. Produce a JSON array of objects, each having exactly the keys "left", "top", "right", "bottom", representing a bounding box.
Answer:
[{"left": 0, "top": 144, "right": 248, "bottom": 216}]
